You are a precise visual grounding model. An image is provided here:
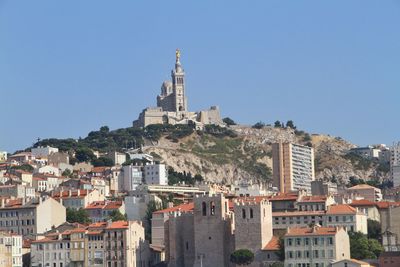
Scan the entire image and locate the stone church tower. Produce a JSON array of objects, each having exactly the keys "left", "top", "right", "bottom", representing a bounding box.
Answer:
[
  {"left": 172, "top": 49, "right": 187, "bottom": 112},
  {"left": 157, "top": 49, "right": 188, "bottom": 113}
]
